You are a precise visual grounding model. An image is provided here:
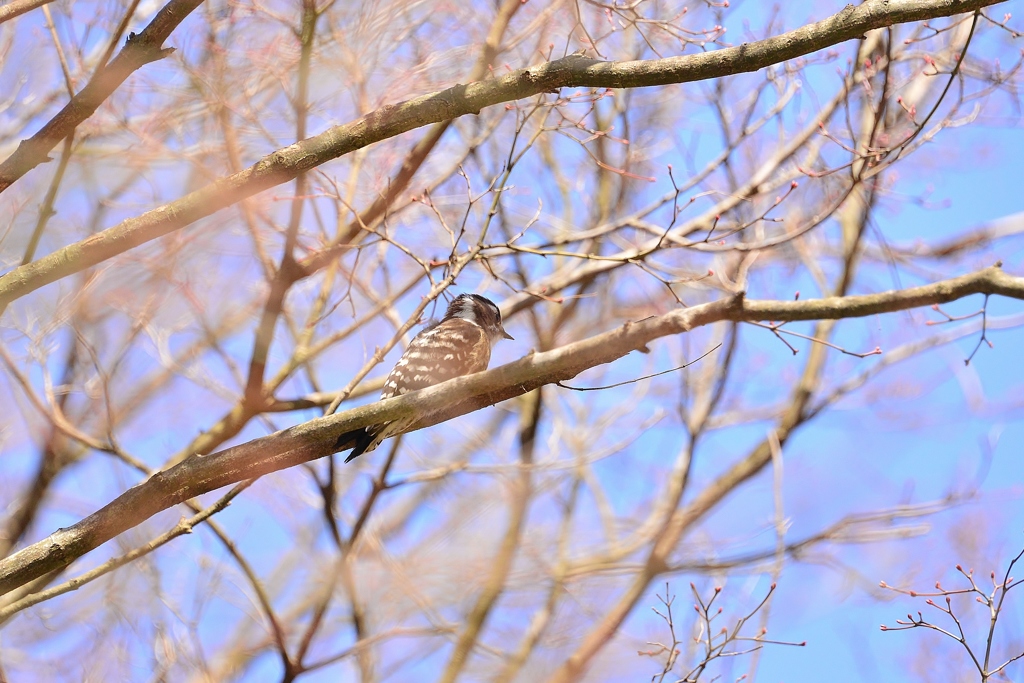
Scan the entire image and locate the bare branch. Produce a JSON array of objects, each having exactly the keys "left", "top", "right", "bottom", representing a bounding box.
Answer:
[
  {"left": 0, "top": 0, "right": 1003, "bottom": 311},
  {"left": 0, "top": 0, "right": 203, "bottom": 193},
  {"left": 0, "top": 263, "right": 1020, "bottom": 597}
]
